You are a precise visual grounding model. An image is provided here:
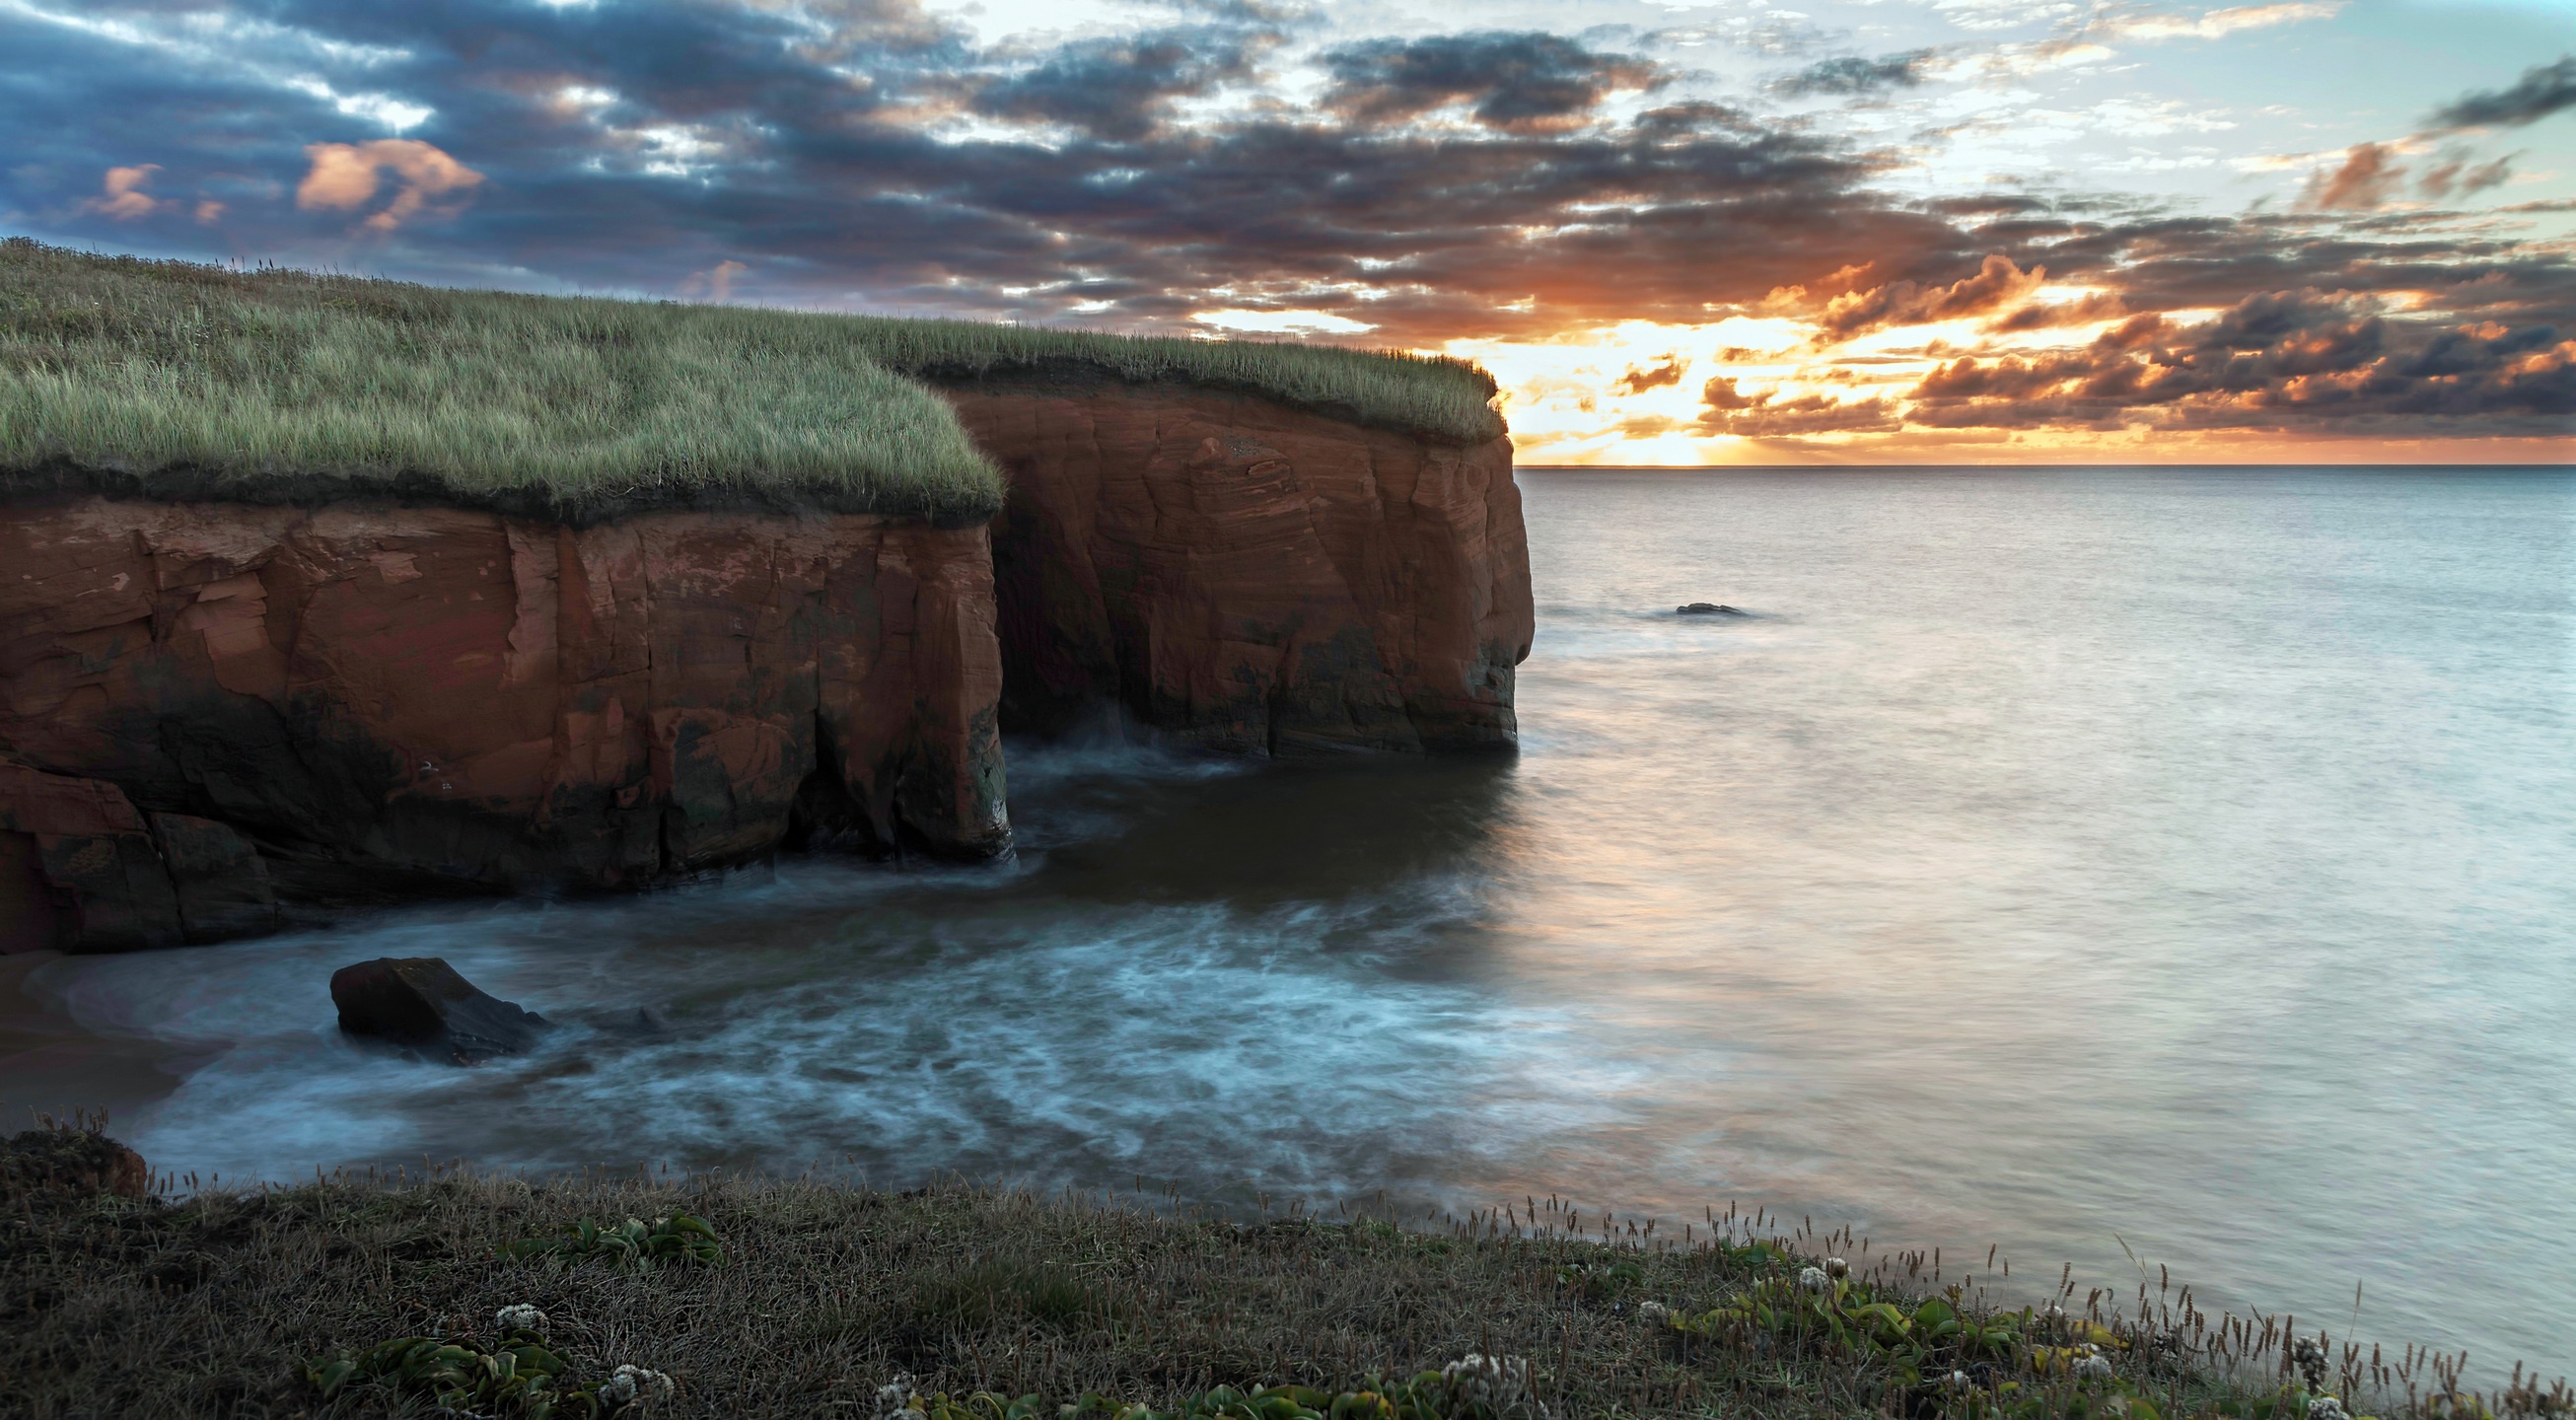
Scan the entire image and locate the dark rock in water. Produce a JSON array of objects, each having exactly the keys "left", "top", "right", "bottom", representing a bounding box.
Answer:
[
  {"left": 1676, "top": 603, "right": 1747, "bottom": 616},
  {"left": 1, "top": 1123, "right": 150, "bottom": 1199},
  {"left": 330, "top": 957, "right": 550, "bottom": 1065}
]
